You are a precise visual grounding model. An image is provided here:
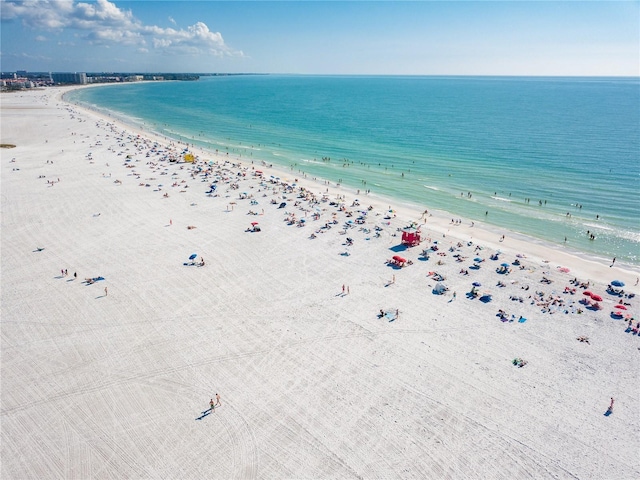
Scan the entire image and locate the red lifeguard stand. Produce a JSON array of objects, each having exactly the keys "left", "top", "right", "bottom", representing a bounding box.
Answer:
[{"left": 401, "top": 226, "right": 421, "bottom": 247}]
